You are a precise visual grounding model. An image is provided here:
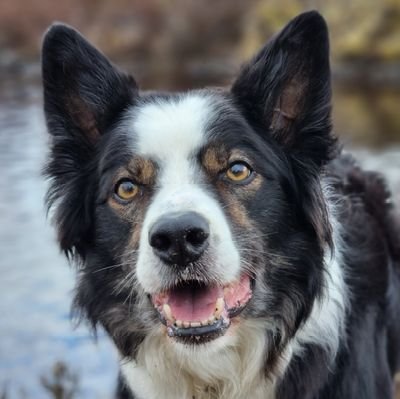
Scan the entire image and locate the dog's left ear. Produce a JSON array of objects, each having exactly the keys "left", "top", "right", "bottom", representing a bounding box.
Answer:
[
  {"left": 232, "top": 11, "right": 335, "bottom": 168},
  {"left": 42, "top": 24, "right": 138, "bottom": 256},
  {"left": 42, "top": 23, "right": 138, "bottom": 143}
]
